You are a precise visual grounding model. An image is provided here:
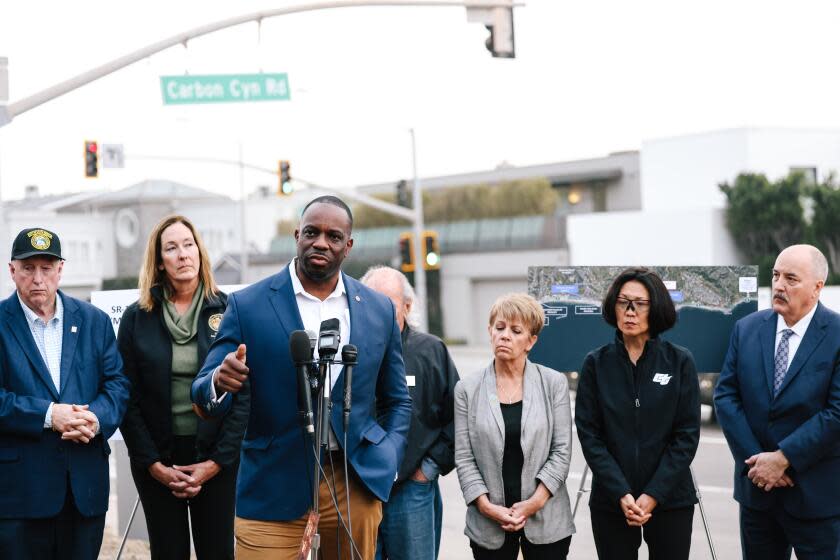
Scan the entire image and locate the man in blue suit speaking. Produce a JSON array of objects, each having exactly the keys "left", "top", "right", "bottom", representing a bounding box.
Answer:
[
  {"left": 715, "top": 244, "right": 840, "bottom": 559},
  {"left": 193, "top": 196, "right": 412, "bottom": 560},
  {"left": 0, "top": 227, "right": 129, "bottom": 559}
]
